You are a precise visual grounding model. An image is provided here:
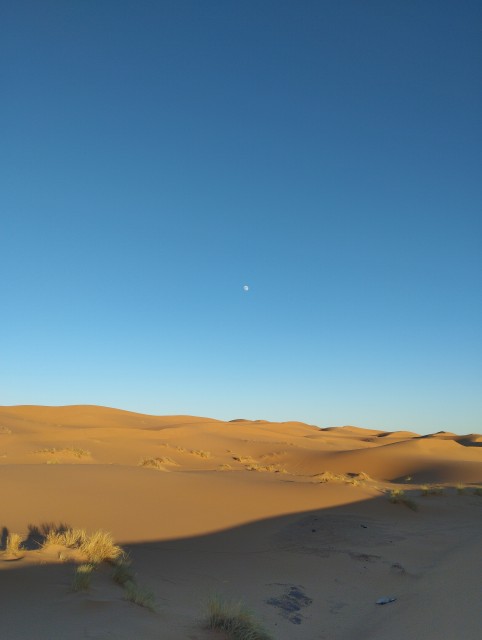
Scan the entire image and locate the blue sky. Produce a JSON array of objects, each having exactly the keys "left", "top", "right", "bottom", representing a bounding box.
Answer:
[{"left": 1, "top": 1, "right": 481, "bottom": 433}]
